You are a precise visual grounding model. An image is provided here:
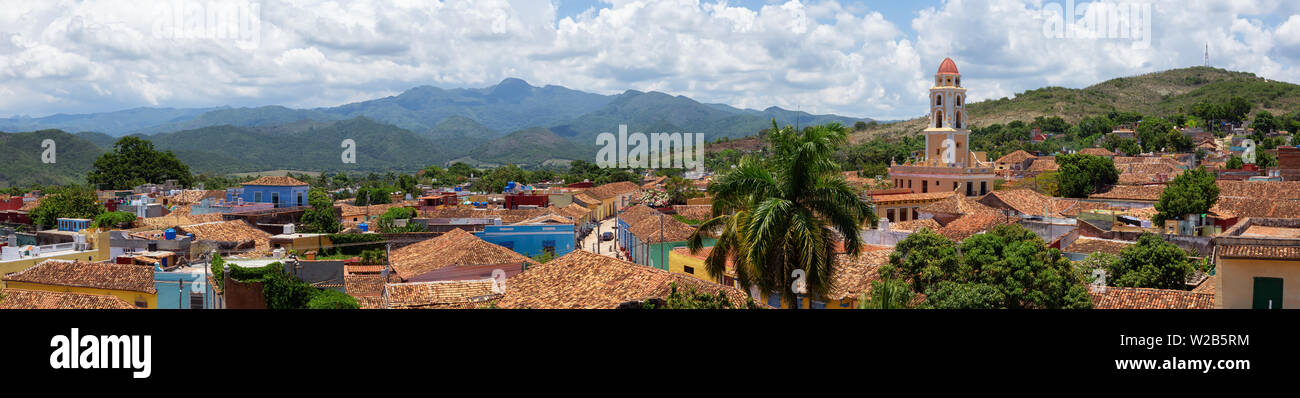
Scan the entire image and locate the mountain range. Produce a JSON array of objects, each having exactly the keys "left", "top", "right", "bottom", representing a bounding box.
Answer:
[{"left": 0, "top": 78, "right": 873, "bottom": 187}]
